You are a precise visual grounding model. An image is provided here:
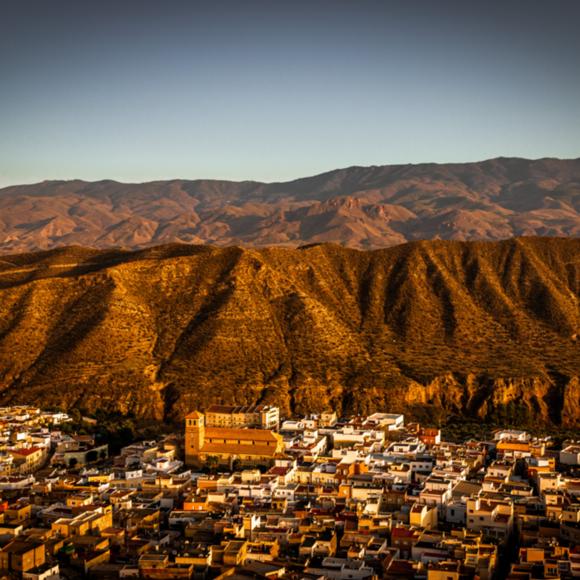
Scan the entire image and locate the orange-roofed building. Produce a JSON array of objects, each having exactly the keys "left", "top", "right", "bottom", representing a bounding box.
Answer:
[
  {"left": 8, "top": 447, "right": 46, "bottom": 474},
  {"left": 419, "top": 427, "right": 441, "bottom": 446},
  {"left": 496, "top": 440, "right": 531, "bottom": 459},
  {"left": 186, "top": 411, "right": 204, "bottom": 420},
  {"left": 185, "top": 411, "right": 284, "bottom": 468}
]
